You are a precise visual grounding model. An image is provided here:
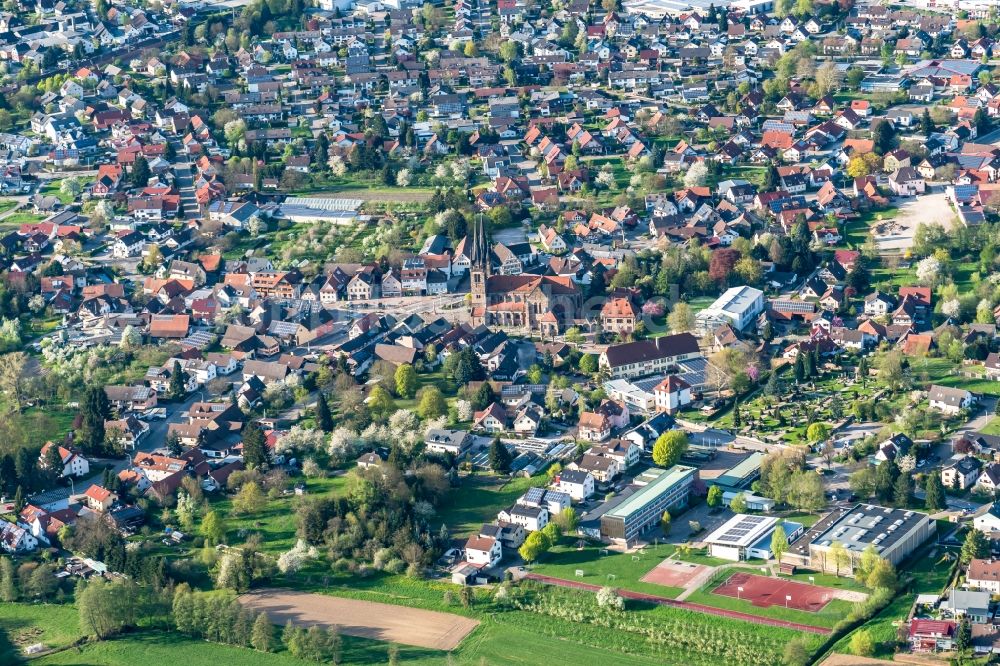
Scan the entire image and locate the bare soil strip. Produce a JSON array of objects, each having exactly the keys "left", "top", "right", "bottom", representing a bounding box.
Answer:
[{"left": 239, "top": 588, "right": 479, "bottom": 650}]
